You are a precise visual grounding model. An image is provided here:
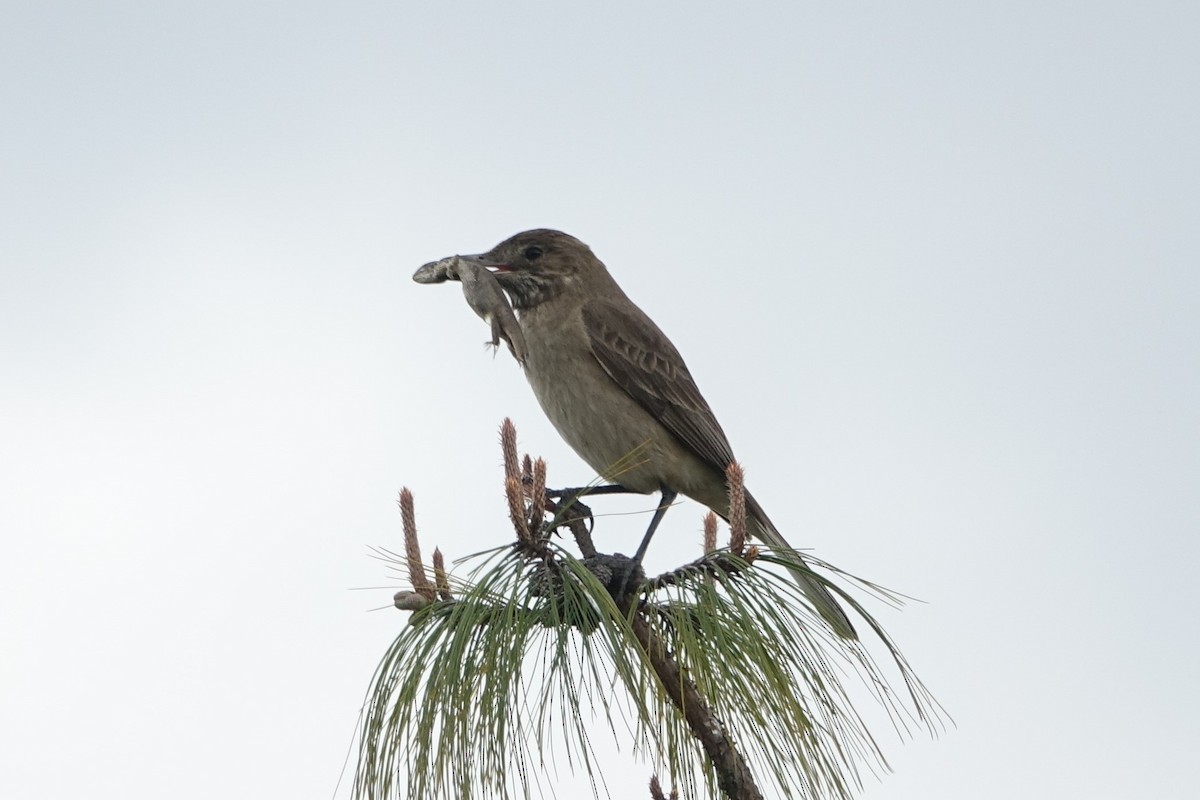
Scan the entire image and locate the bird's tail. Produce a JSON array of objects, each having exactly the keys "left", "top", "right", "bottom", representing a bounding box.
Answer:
[{"left": 745, "top": 492, "right": 858, "bottom": 640}]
